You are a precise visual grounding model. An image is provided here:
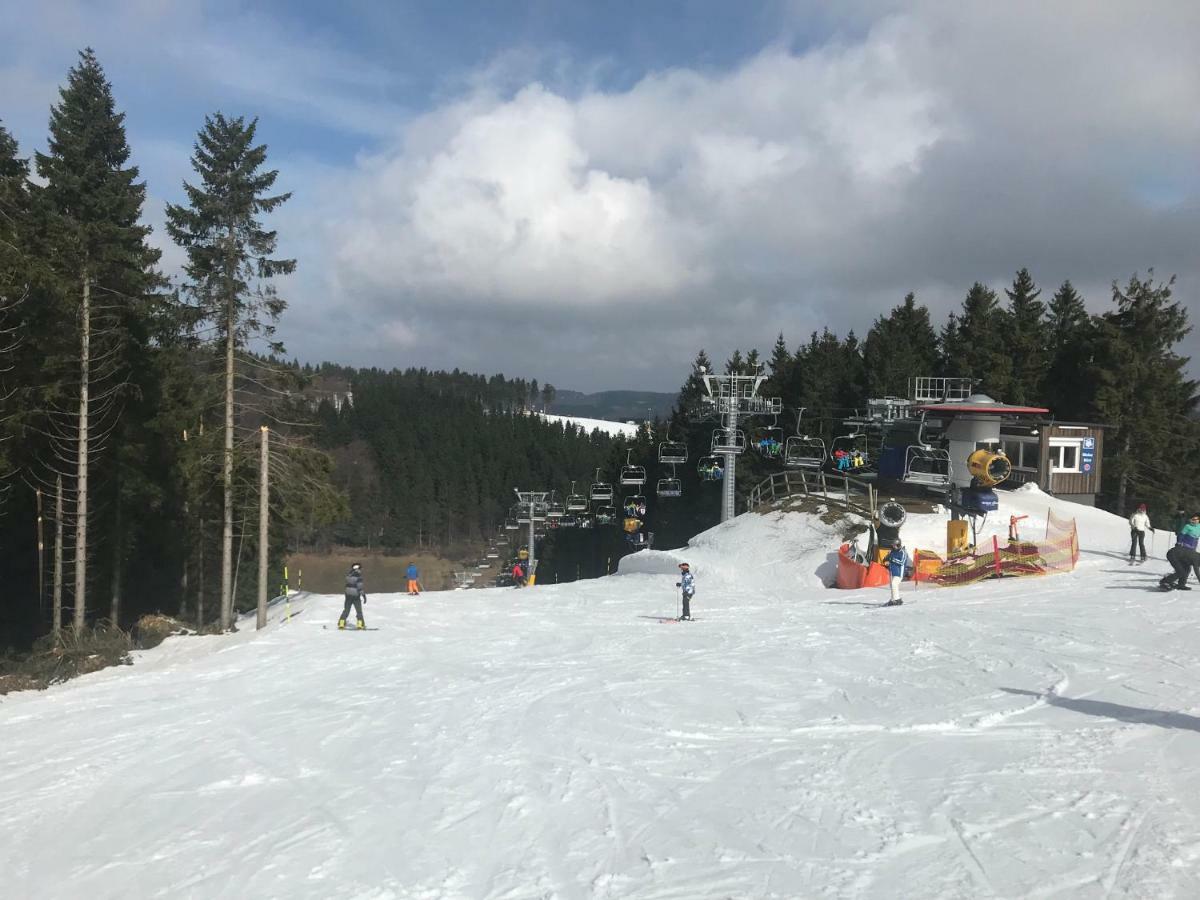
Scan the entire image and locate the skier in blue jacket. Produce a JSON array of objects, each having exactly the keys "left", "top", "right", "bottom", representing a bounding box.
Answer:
[
  {"left": 675, "top": 562, "right": 695, "bottom": 621},
  {"left": 883, "top": 539, "right": 911, "bottom": 607}
]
